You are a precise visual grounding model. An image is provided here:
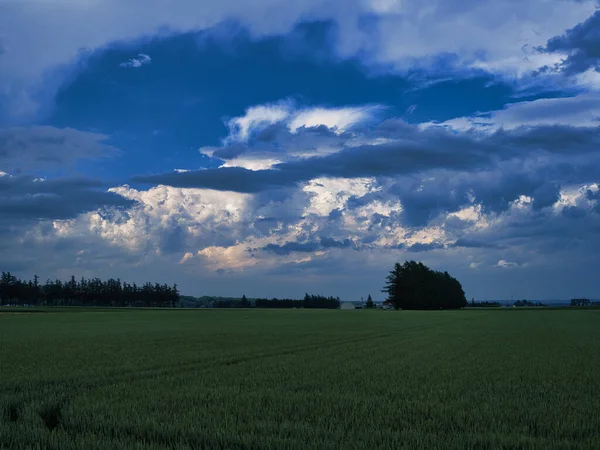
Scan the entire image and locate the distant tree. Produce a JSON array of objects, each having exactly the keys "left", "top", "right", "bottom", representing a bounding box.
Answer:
[
  {"left": 171, "top": 284, "right": 179, "bottom": 308},
  {"left": 365, "top": 294, "right": 375, "bottom": 309},
  {"left": 32, "top": 275, "right": 40, "bottom": 305},
  {"left": 382, "top": 261, "right": 467, "bottom": 310},
  {"left": 241, "top": 294, "right": 250, "bottom": 308}
]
